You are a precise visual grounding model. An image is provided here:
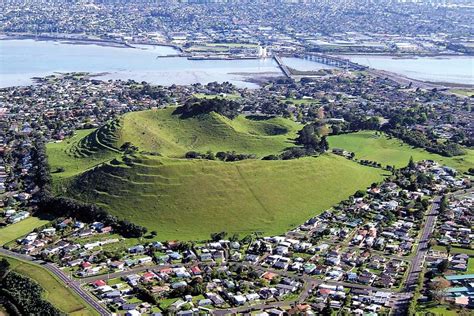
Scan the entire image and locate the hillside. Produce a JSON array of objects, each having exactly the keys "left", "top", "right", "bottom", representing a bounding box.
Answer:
[
  {"left": 67, "top": 154, "right": 386, "bottom": 240},
  {"left": 47, "top": 108, "right": 301, "bottom": 180},
  {"left": 116, "top": 108, "right": 302, "bottom": 157},
  {"left": 47, "top": 108, "right": 388, "bottom": 240},
  {"left": 328, "top": 131, "right": 474, "bottom": 172}
]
